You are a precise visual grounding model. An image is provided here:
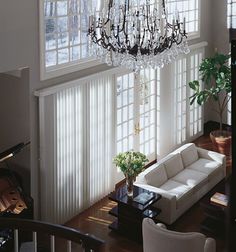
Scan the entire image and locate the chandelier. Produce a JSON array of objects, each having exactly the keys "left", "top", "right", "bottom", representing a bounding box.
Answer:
[{"left": 88, "top": 0, "right": 190, "bottom": 72}]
